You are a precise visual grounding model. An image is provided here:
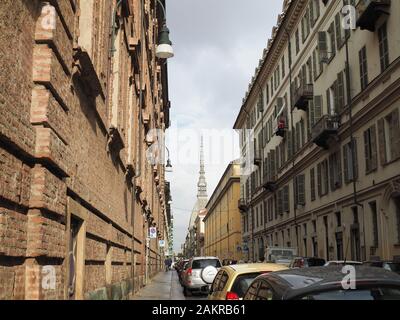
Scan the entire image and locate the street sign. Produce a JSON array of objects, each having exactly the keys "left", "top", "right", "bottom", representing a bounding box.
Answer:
[
  {"left": 159, "top": 240, "right": 165, "bottom": 247},
  {"left": 149, "top": 227, "right": 157, "bottom": 239}
]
